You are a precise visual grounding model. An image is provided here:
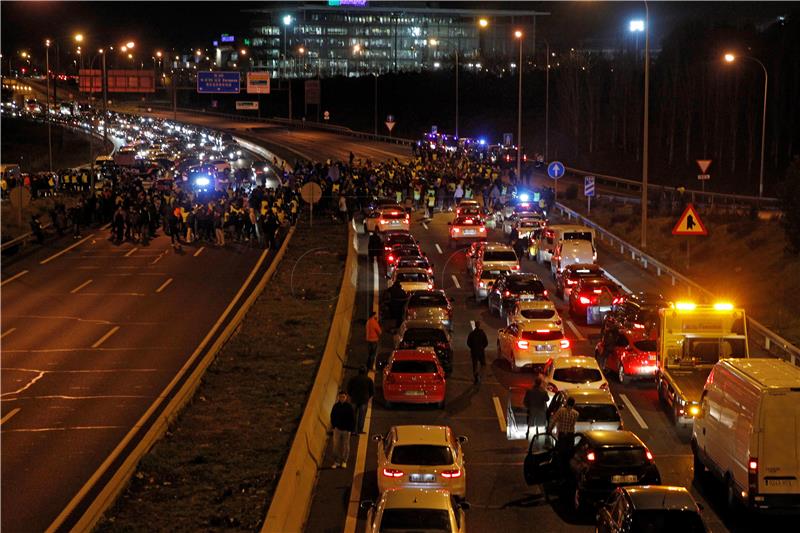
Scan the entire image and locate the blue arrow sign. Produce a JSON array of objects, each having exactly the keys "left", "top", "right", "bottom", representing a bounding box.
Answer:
[
  {"left": 547, "top": 161, "right": 565, "bottom": 179},
  {"left": 197, "top": 71, "right": 241, "bottom": 94}
]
